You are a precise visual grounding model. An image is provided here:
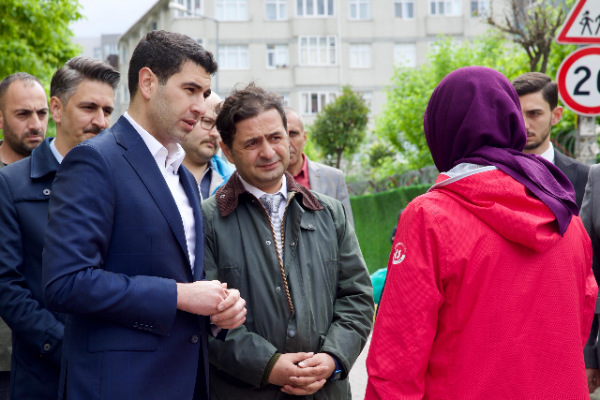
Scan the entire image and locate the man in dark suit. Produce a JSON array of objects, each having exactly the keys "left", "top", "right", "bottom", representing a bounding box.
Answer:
[
  {"left": 42, "top": 31, "right": 246, "bottom": 400},
  {"left": 0, "top": 72, "right": 49, "bottom": 400},
  {"left": 512, "top": 72, "right": 590, "bottom": 208},
  {"left": 0, "top": 60, "right": 118, "bottom": 400}
]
